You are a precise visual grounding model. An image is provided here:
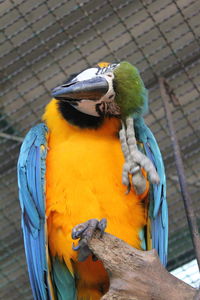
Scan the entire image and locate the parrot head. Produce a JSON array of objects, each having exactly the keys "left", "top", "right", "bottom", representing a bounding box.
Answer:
[{"left": 52, "top": 61, "right": 148, "bottom": 121}]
